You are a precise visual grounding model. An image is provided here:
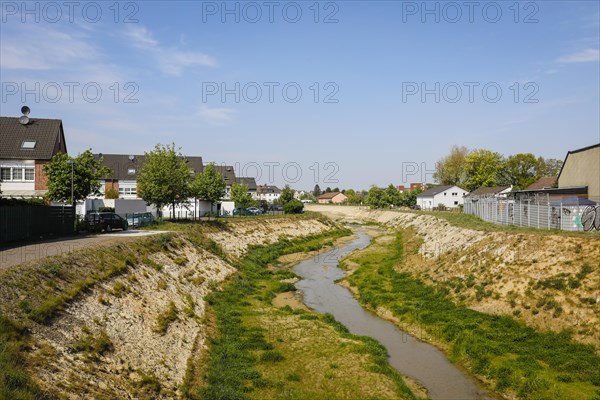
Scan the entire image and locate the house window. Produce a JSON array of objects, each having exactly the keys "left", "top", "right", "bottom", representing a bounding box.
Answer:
[
  {"left": 127, "top": 168, "right": 136, "bottom": 175},
  {"left": 12, "top": 168, "right": 23, "bottom": 180},
  {"left": 0, "top": 168, "right": 11, "bottom": 180},
  {"left": 21, "top": 140, "right": 37, "bottom": 149},
  {"left": 454, "top": 201, "right": 459, "bottom": 205},
  {"left": 452, "top": 192, "right": 457, "bottom": 196},
  {"left": 118, "top": 187, "right": 137, "bottom": 195},
  {"left": 444, "top": 192, "right": 447, "bottom": 196},
  {"left": 24, "top": 168, "right": 34, "bottom": 181}
]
